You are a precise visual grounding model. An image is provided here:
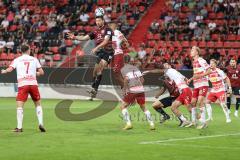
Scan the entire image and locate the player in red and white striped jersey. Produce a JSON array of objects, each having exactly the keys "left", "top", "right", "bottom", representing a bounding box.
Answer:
[
  {"left": 120, "top": 55, "right": 155, "bottom": 130},
  {"left": 109, "top": 21, "right": 129, "bottom": 88},
  {"left": 206, "top": 59, "right": 232, "bottom": 123},
  {"left": 1, "top": 44, "right": 46, "bottom": 132},
  {"left": 187, "top": 46, "right": 211, "bottom": 129}
]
